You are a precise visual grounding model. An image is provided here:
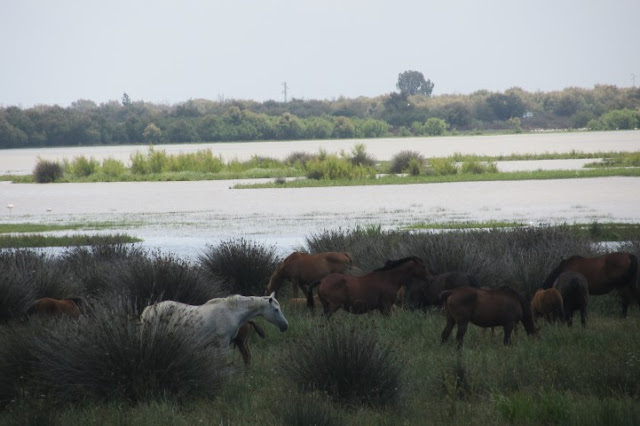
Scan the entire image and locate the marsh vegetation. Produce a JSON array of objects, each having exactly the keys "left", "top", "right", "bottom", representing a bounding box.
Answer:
[{"left": 1, "top": 226, "right": 639, "bottom": 424}]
